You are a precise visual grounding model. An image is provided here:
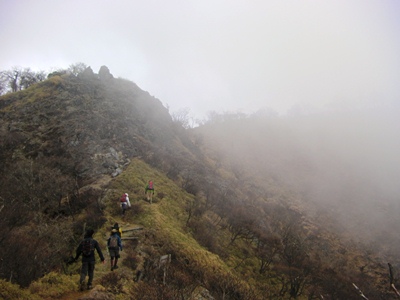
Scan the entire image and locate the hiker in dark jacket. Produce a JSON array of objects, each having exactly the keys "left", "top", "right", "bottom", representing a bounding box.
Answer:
[
  {"left": 74, "top": 229, "right": 105, "bottom": 290},
  {"left": 107, "top": 229, "right": 123, "bottom": 271}
]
